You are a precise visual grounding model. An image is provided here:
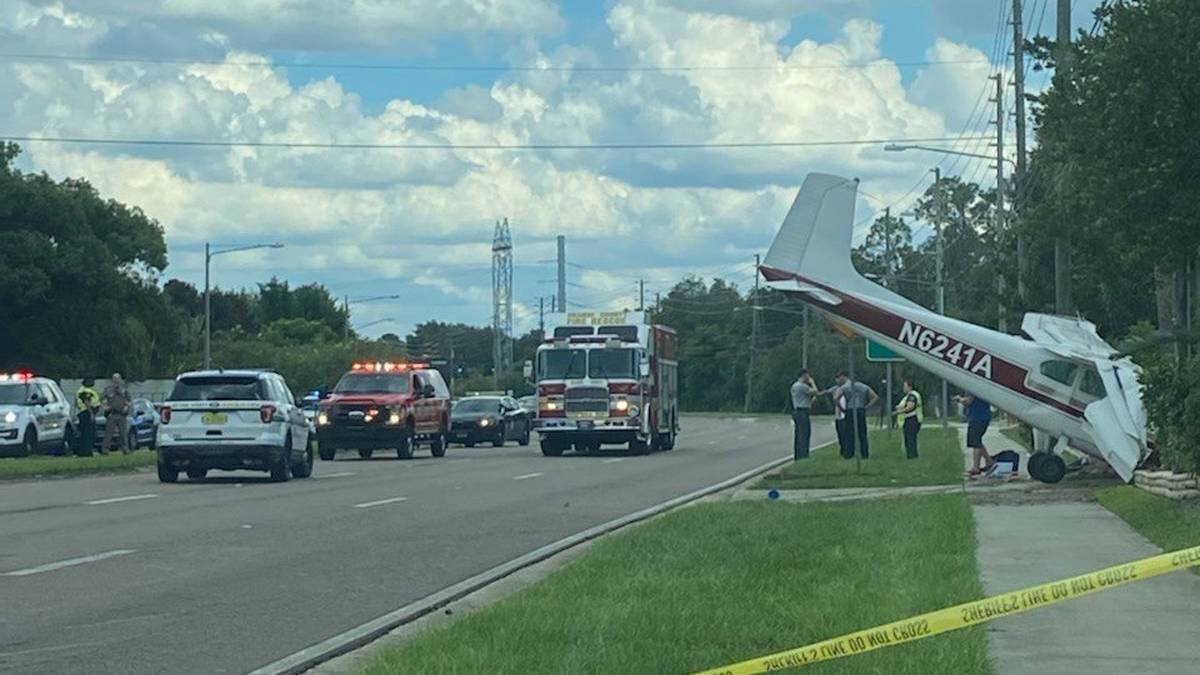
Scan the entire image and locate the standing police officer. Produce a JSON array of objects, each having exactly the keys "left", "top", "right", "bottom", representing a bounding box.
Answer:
[{"left": 75, "top": 378, "right": 100, "bottom": 457}]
